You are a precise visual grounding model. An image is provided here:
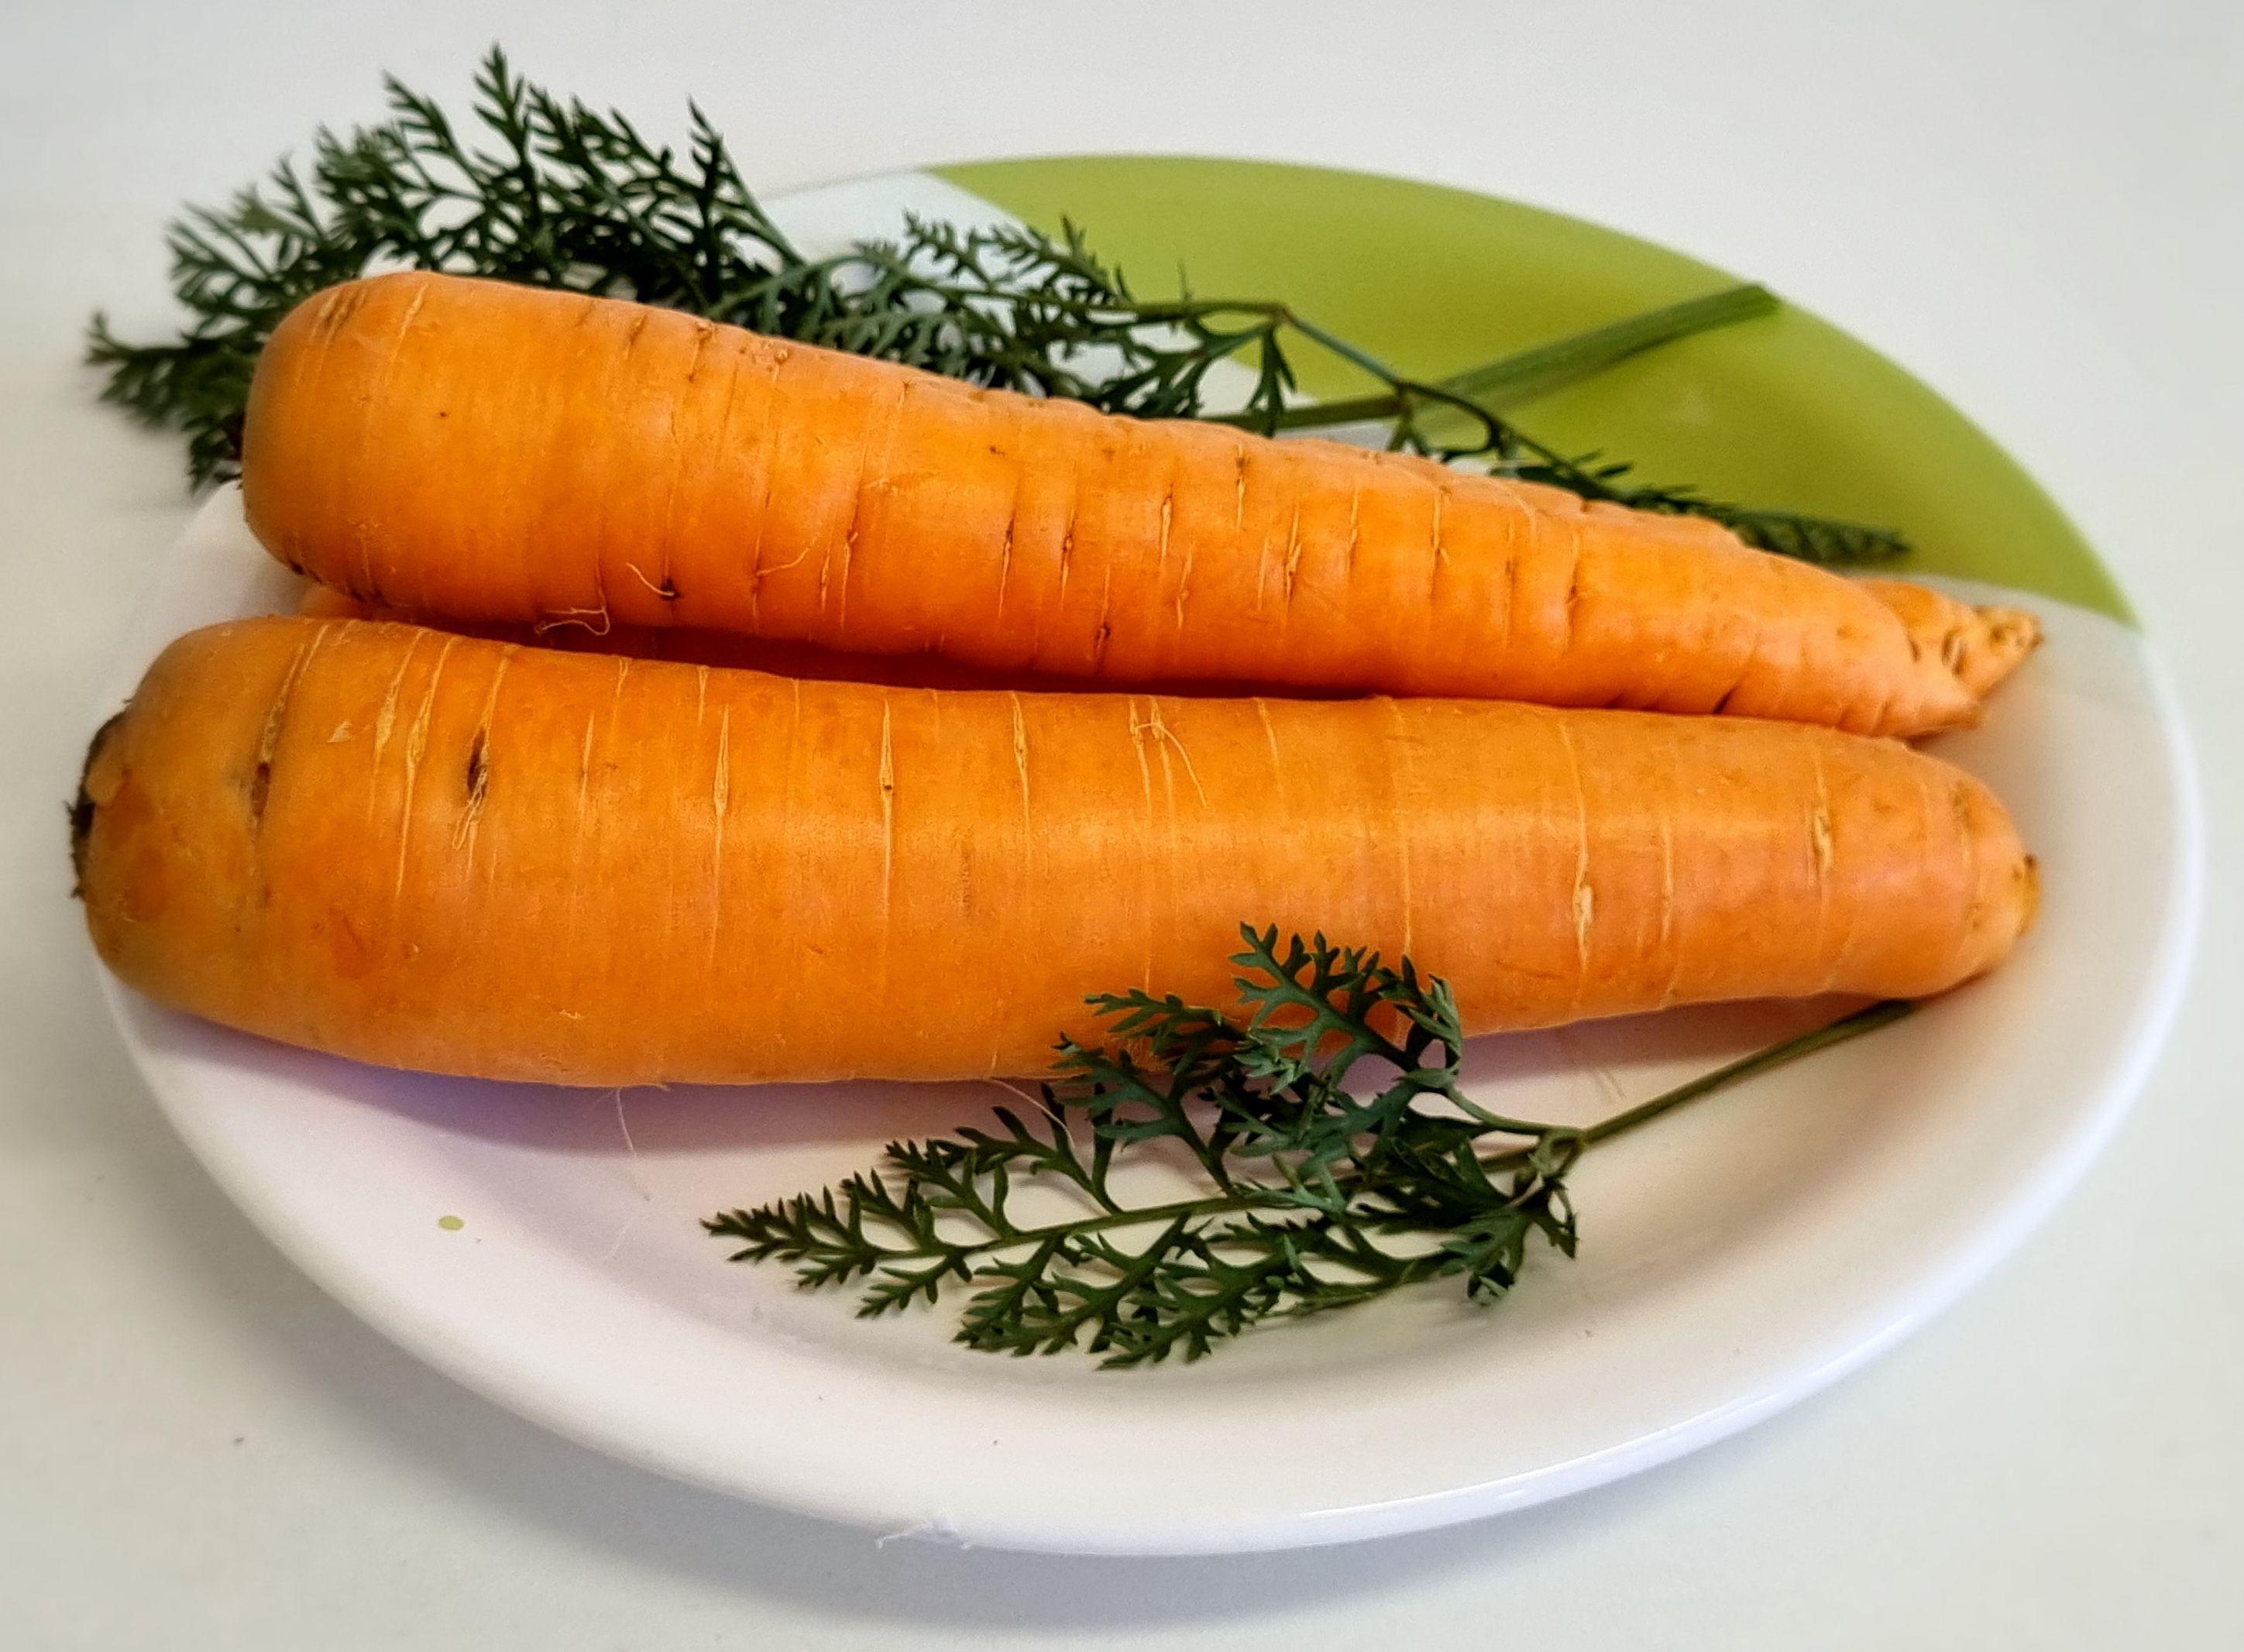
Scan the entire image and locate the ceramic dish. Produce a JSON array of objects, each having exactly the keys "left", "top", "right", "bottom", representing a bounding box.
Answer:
[{"left": 93, "top": 160, "right": 2199, "bottom": 1554}]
